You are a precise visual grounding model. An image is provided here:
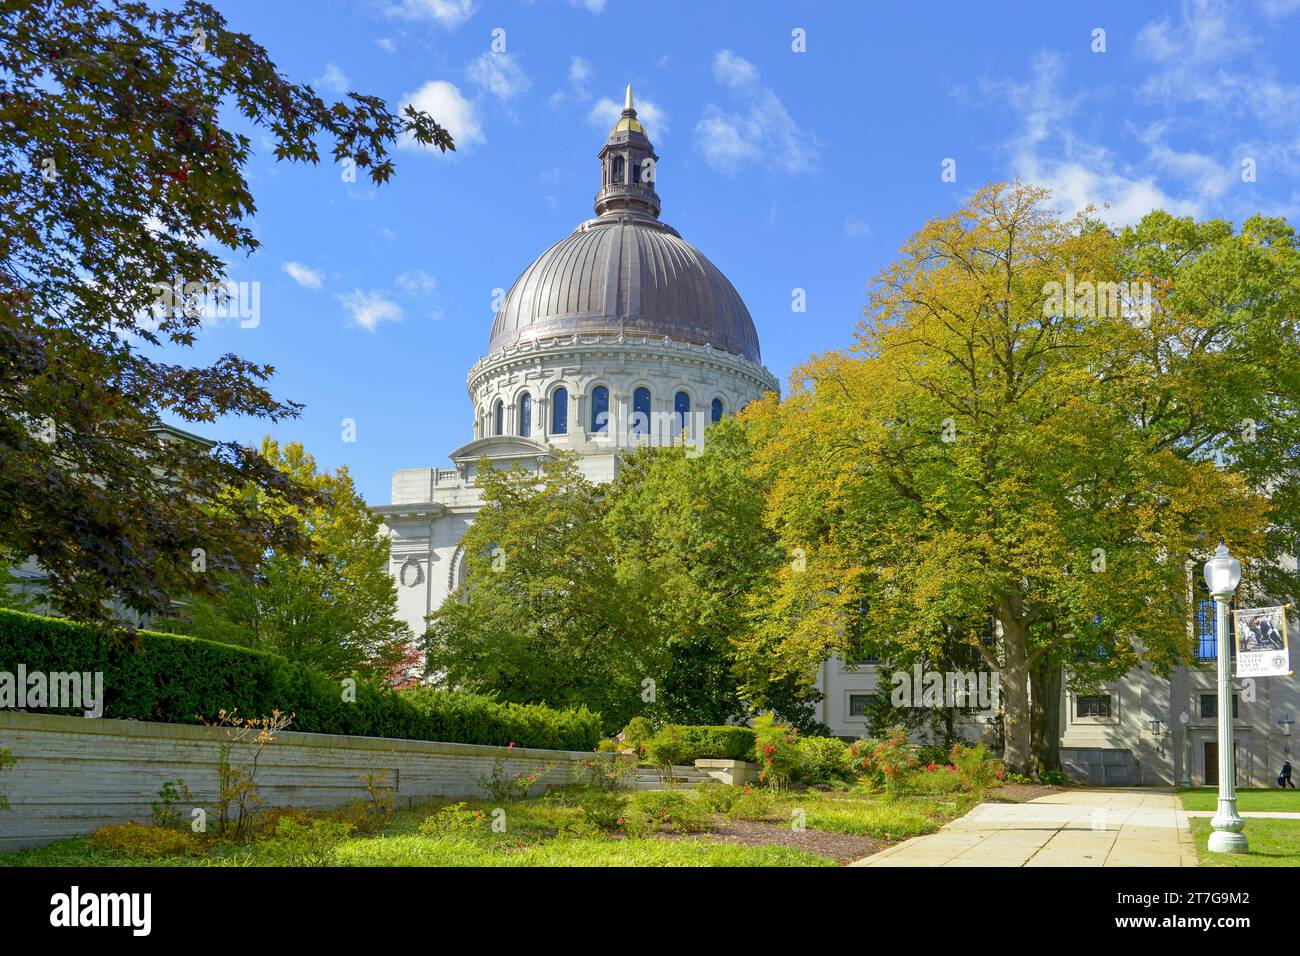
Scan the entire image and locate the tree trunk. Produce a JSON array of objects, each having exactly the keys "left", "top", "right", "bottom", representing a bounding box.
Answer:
[
  {"left": 1029, "top": 659, "right": 1062, "bottom": 775},
  {"left": 997, "top": 604, "right": 1033, "bottom": 774}
]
